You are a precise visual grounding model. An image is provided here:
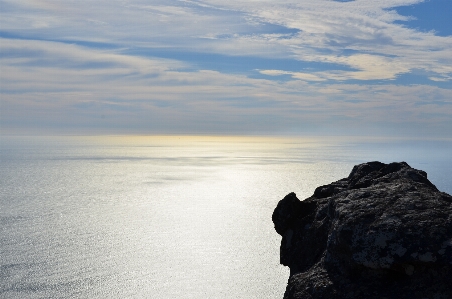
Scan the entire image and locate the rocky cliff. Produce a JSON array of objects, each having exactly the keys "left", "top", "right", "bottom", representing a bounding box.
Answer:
[{"left": 272, "top": 161, "right": 452, "bottom": 299}]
